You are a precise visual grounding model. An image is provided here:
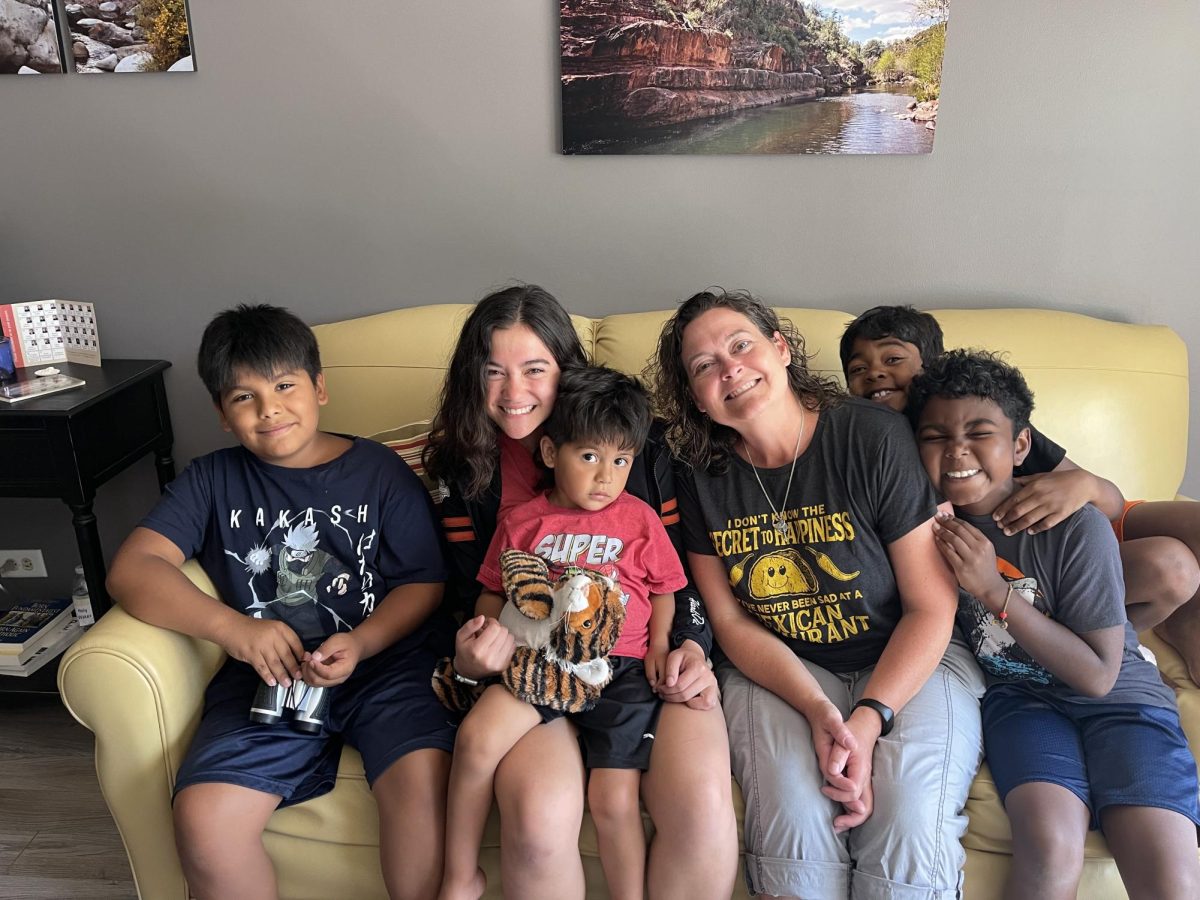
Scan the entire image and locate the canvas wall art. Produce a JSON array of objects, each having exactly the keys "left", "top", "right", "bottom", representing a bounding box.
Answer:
[
  {"left": 68, "top": 0, "right": 194, "bottom": 73},
  {"left": 0, "top": 0, "right": 65, "bottom": 73},
  {"left": 561, "top": 0, "right": 949, "bottom": 154}
]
